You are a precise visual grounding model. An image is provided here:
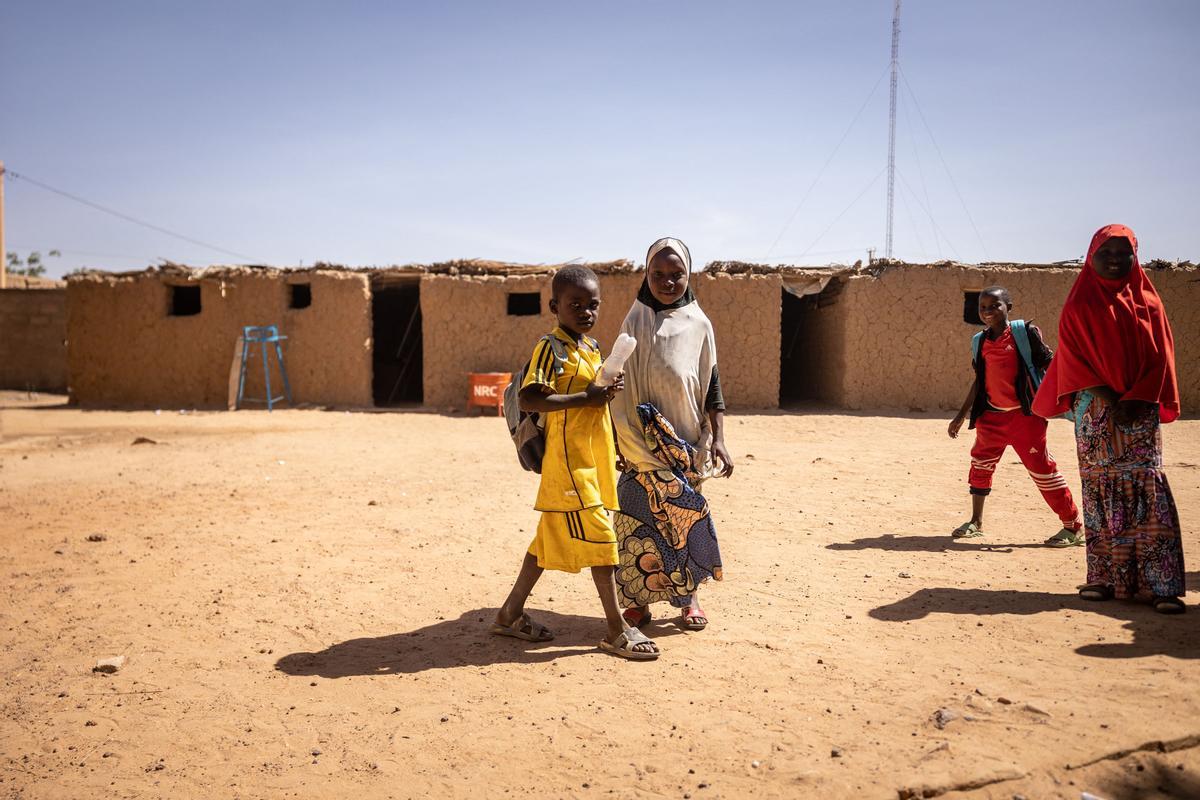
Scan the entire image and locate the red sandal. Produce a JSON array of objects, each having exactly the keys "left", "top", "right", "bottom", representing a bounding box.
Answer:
[
  {"left": 622, "top": 606, "right": 651, "bottom": 628},
  {"left": 680, "top": 603, "right": 708, "bottom": 631}
]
